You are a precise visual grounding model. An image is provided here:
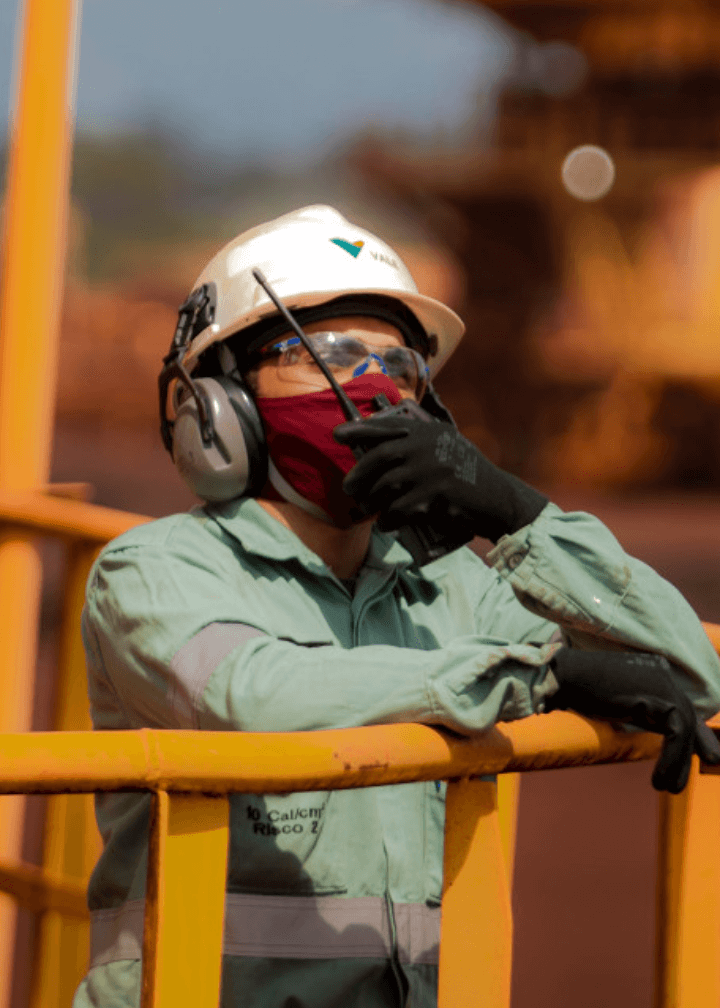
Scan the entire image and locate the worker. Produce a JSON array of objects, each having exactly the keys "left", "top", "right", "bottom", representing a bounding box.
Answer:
[{"left": 74, "top": 205, "right": 720, "bottom": 1008}]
